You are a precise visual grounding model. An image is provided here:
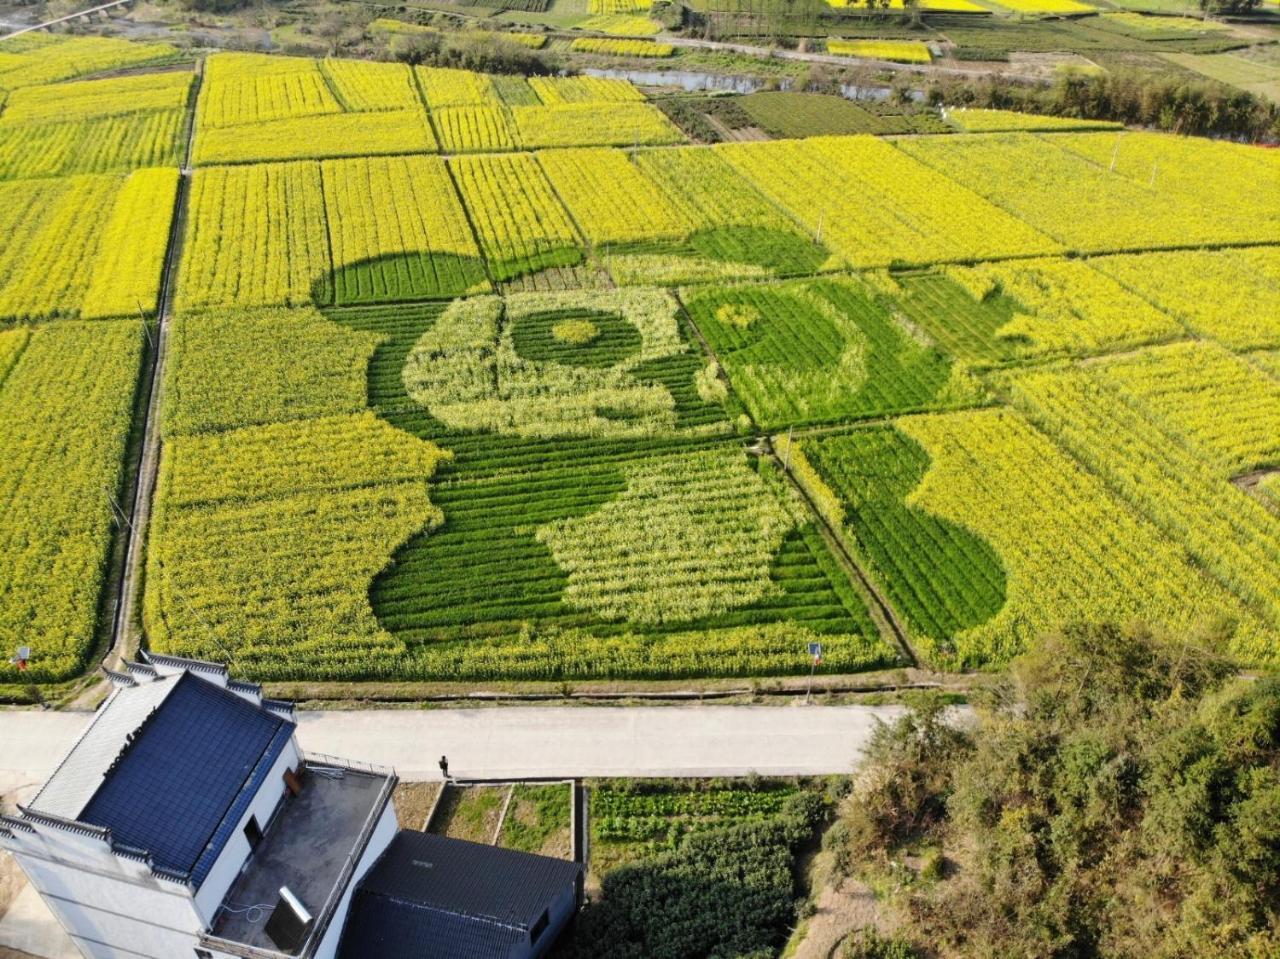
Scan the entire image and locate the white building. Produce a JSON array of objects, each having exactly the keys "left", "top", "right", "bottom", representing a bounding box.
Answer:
[{"left": 0, "top": 654, "right": 399, "bottom": 959}]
